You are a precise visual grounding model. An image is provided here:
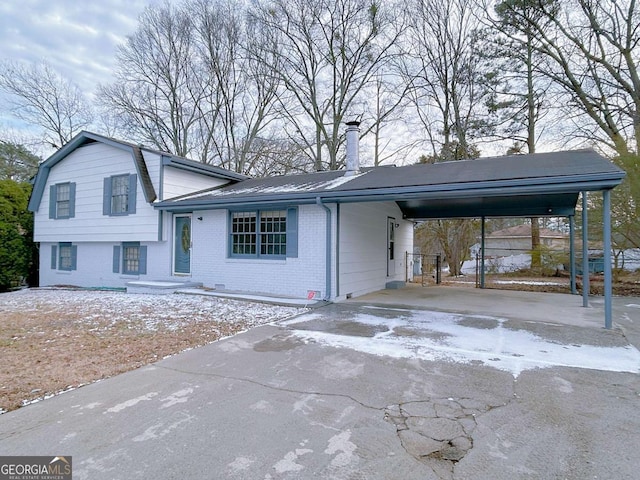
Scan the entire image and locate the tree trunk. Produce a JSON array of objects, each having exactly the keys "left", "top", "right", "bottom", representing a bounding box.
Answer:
[{"left": 531, "top": 217, "right": 541, "bottom": 269}]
